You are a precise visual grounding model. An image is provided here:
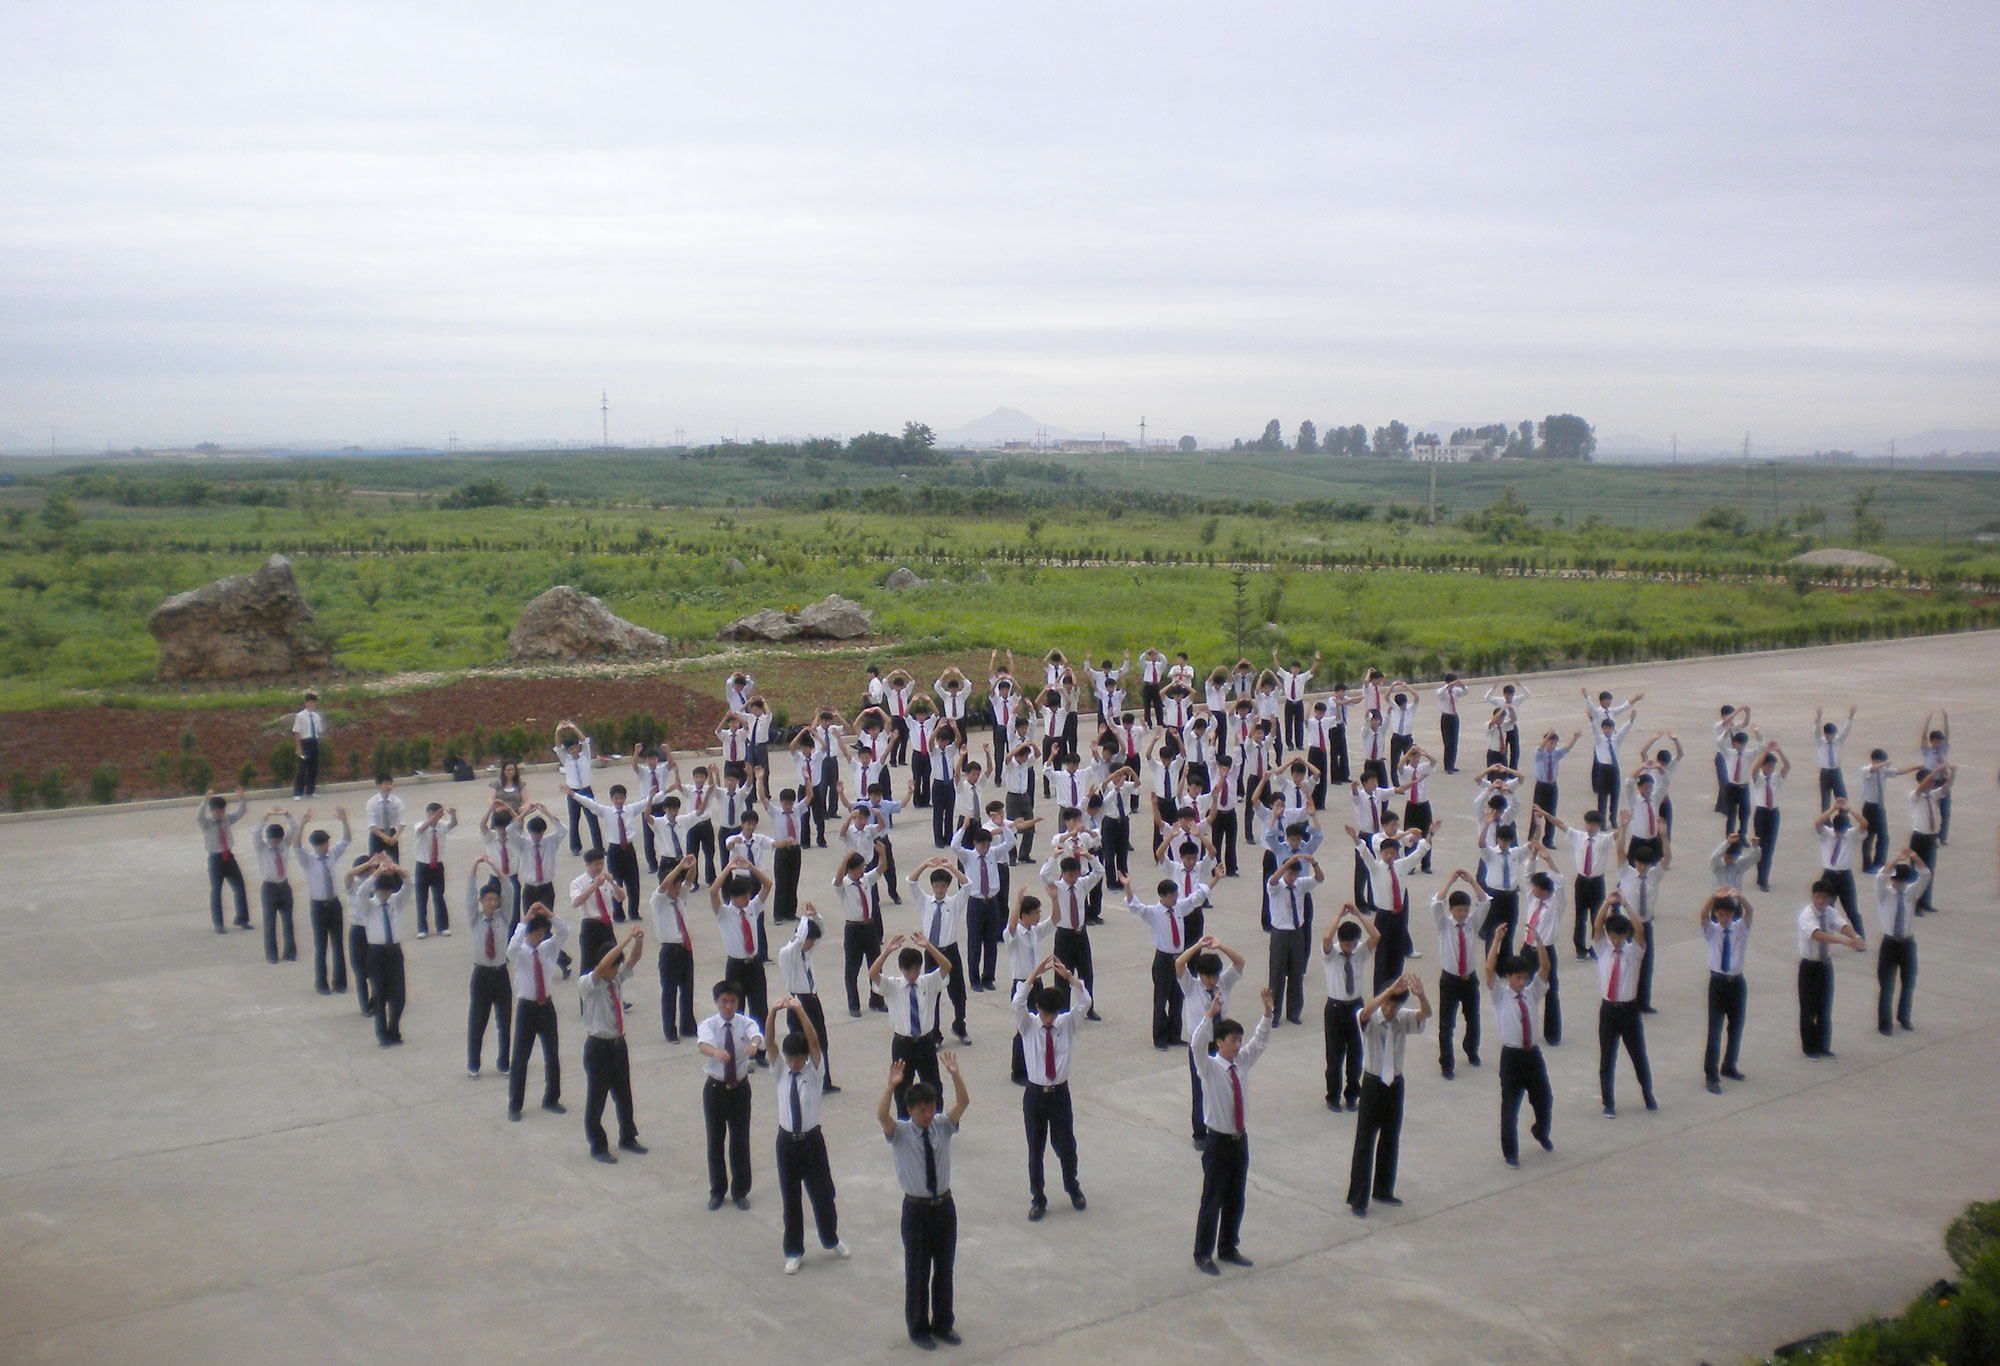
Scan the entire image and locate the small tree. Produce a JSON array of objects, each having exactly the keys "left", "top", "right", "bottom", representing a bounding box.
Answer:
[
  {"left": 37, "top": 769, "right": 67, "bottom": 809},
  {"left": 1256, "top": 419, "right": 1285, "bottom": 453},
  {"left": 1177, "top": 435, "right": 1197, "bottom": 452},
  {"left": 88, "top": 765, "right": 120, "bottom": 804},
  {"left": 1851, "top": 485, "right": 1885, "bottom": 544},
  {"left": 1295, "top": 420, "right": 1319, "bottom": 454},
  {"left": 1222, "top": 568, "right": 1255, "bottom": 657}
]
